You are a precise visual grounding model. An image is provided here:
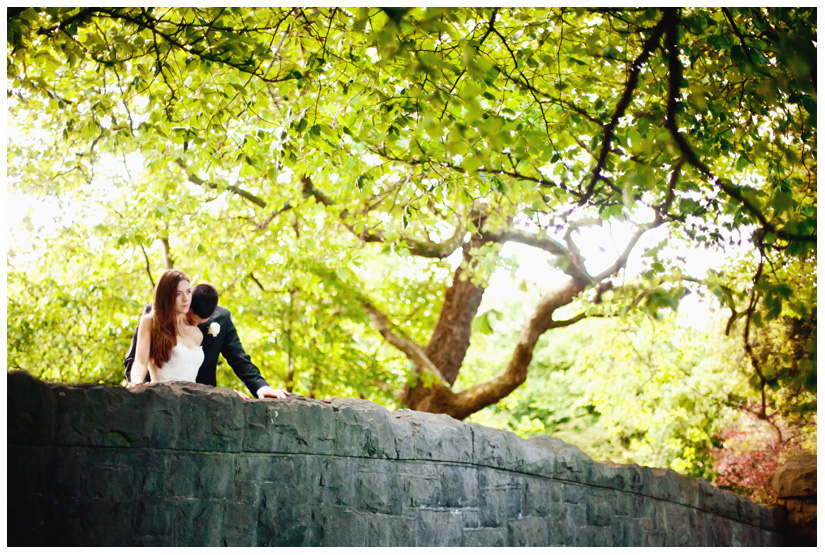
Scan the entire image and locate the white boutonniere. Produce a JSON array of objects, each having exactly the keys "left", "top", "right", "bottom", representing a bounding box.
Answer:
[{"left": 207, "top": 322, "right": 221, "bottom": 337}]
